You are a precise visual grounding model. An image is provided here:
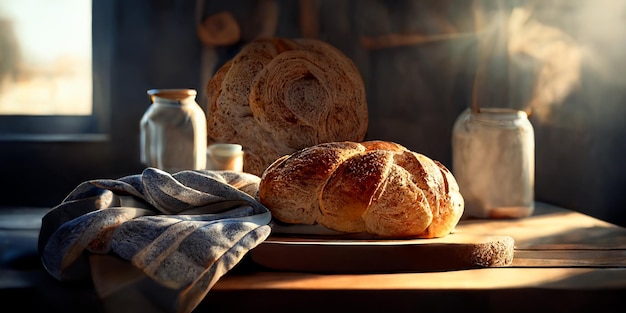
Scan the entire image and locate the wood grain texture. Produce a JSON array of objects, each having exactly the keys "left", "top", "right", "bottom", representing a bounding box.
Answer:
[
  {"left": 214, "top": 267, "right": 626, "bottom": 290},
  {"left": 251, "top": 234, "right": 514, "bottom": 273},
  {"left": 458, "top": 202, "right": 626, "bottom": 249},
  {"left": 513, "top": 249, "right": 626, "bottom": 267}
]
